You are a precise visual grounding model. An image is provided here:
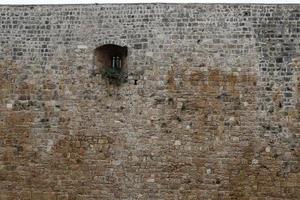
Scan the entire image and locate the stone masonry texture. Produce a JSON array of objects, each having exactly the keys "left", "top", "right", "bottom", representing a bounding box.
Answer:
[{"left": 0, "top": 3, "right": 299, "bottom": 200}]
